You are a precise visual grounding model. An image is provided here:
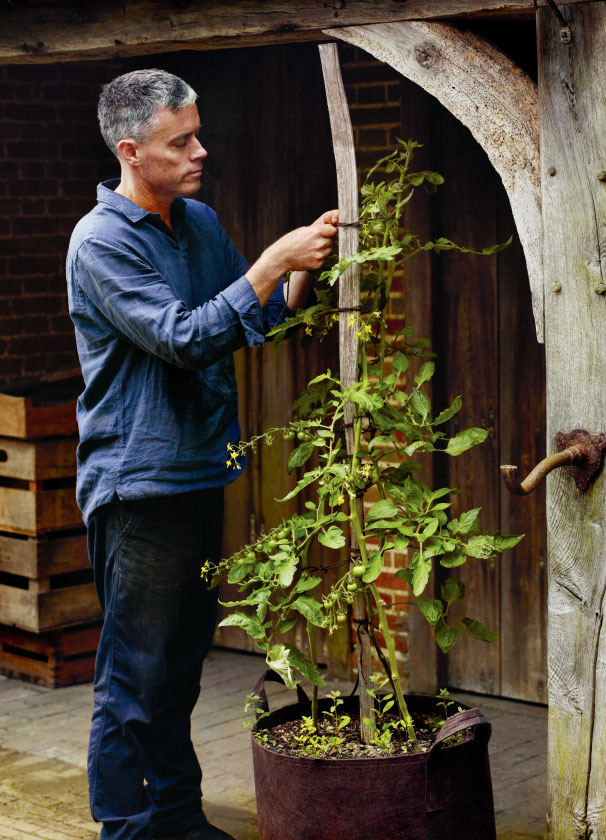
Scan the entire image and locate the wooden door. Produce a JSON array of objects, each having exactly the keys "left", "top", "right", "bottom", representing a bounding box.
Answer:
[
  {"left": 428, "top": 103, "right": 547, "bottom": 703},
  {"left": 165, "top": 44, "right": 348, "bottom": 674}
]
